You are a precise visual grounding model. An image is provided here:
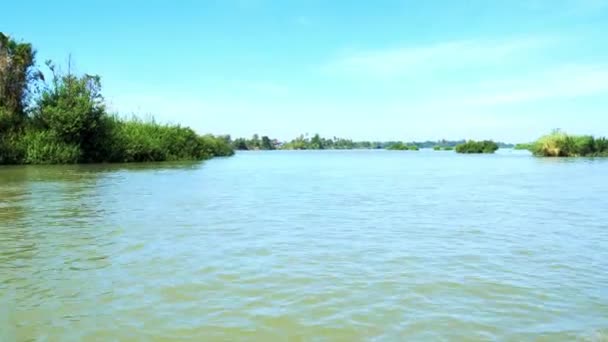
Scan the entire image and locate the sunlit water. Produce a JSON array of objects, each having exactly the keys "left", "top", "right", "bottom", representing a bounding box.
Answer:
[{"left": 1, "top": 150, "right": 607, "bottom": 341}]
